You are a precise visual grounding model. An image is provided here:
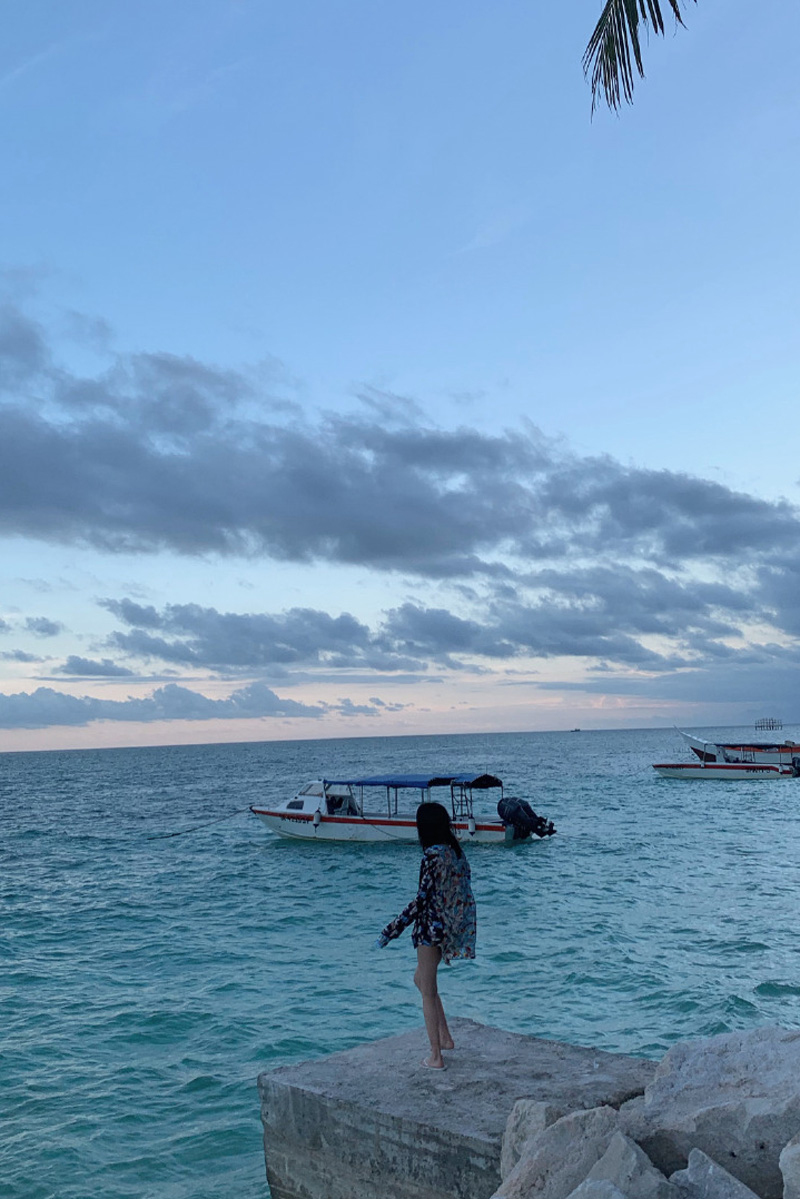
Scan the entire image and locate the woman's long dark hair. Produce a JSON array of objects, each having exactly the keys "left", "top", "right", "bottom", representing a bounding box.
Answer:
[{"left": 416, "top": 801, "right": 463, "bottom": 858}]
